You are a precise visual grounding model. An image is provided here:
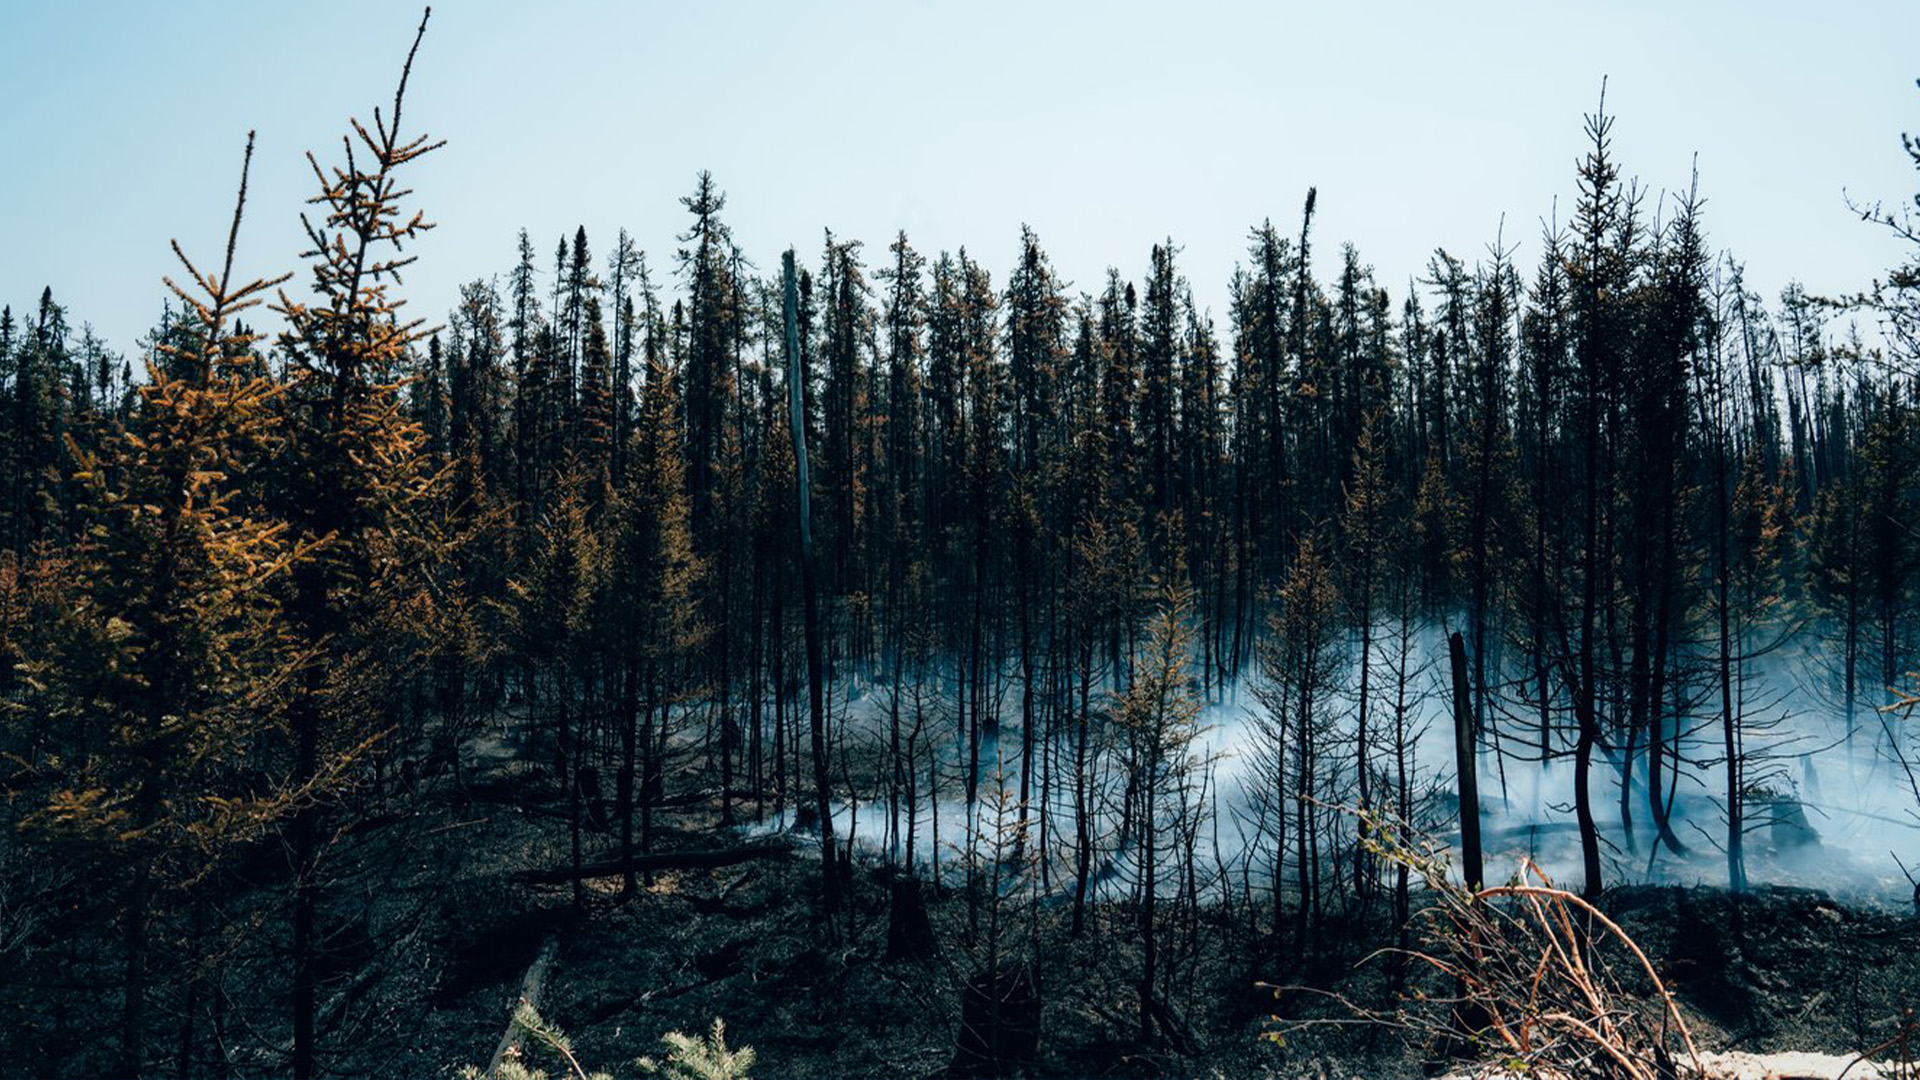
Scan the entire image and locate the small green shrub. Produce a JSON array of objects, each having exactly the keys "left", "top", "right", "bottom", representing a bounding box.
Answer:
[
  {"left": 459, "top": 1004, "right": 752, "bottom": 1080},
  {"left": 637, "top": 1018, "right": 755, "bottom": 1080}
]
